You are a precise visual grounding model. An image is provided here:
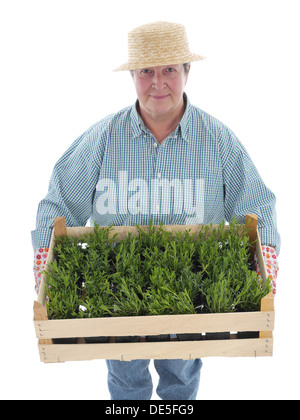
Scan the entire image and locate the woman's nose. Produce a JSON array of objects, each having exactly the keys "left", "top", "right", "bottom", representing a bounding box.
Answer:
[{"left": 152, "top": 72, "right": 166, "bottom": 89}]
